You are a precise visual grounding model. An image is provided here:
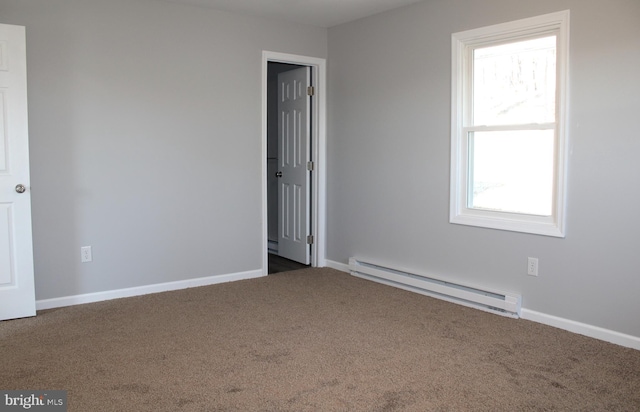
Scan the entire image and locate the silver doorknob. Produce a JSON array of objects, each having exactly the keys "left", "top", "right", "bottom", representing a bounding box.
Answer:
[
  {"left": 275, "top": 171, "right": 283, "bottom": 178},
  {"left": 15, "top": 184, "right": 26, "bottom": 193}
]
